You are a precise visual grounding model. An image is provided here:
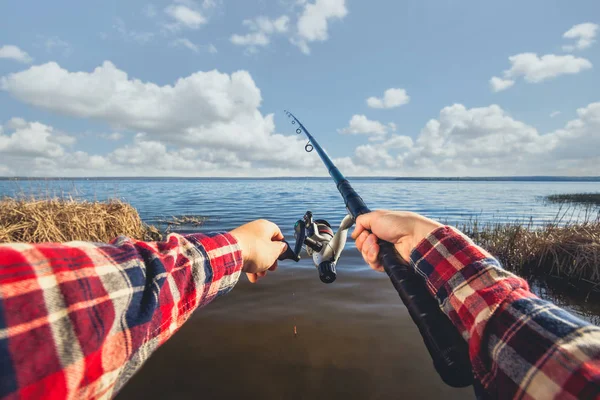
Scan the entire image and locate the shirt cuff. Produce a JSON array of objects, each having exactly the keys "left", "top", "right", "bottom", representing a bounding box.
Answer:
[
  {"left": 184, "top": 232, "right": 244, "bottom": 298},
  {"left": 409, "top": 226, "right": 529, "bottom": 339},
  {"left": 410, "top": 226, "right": 499, "bottom": 305}
]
